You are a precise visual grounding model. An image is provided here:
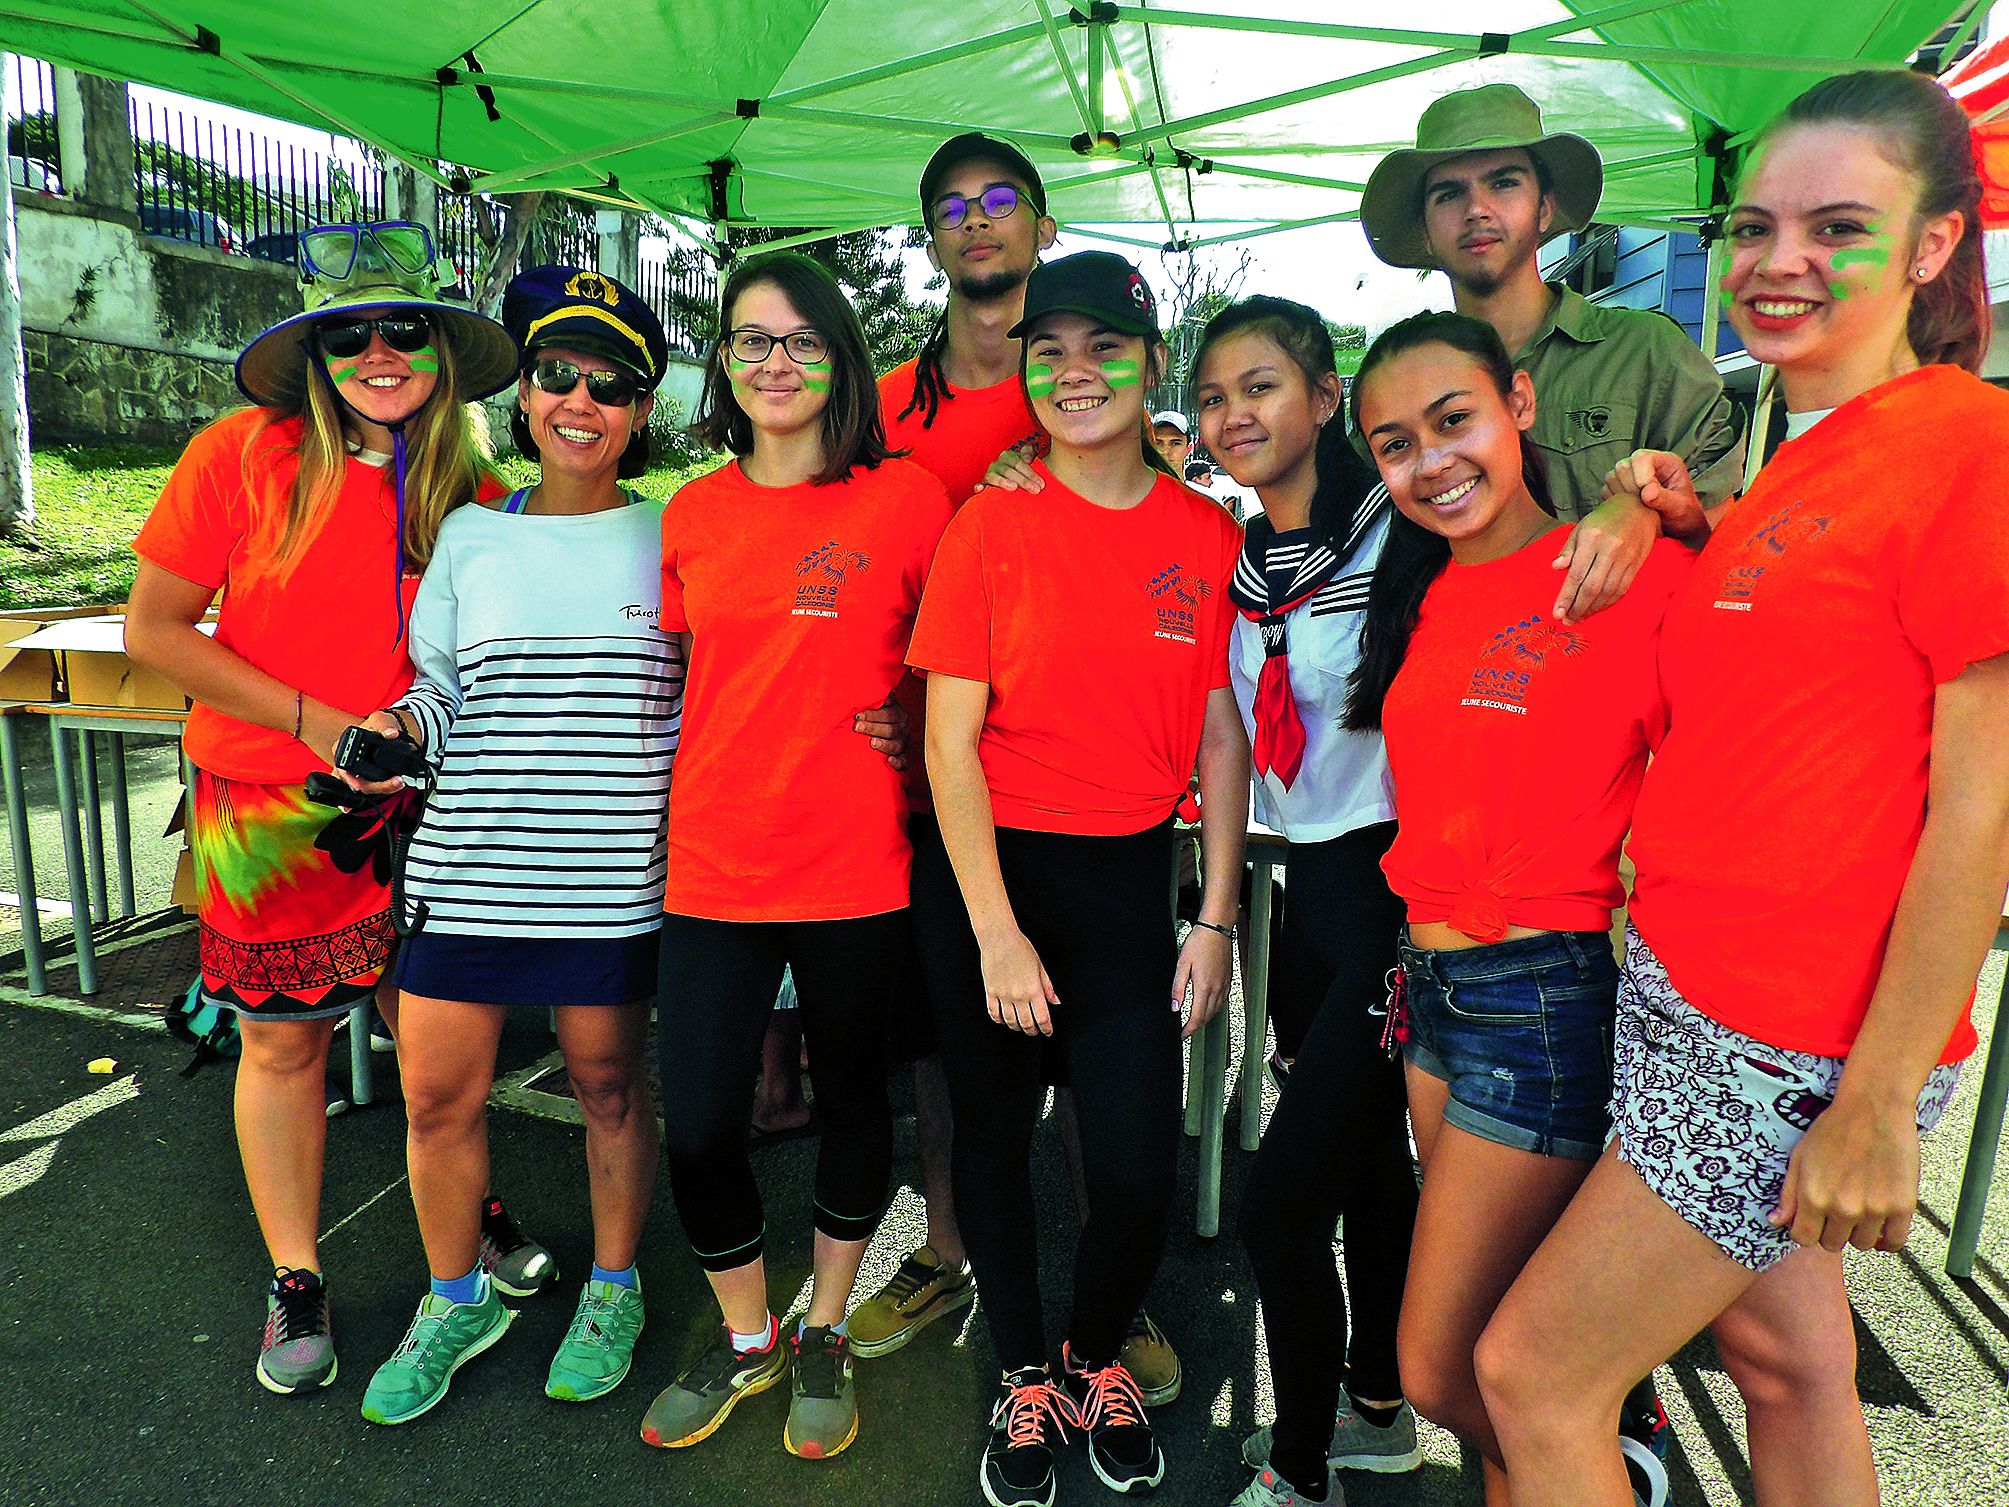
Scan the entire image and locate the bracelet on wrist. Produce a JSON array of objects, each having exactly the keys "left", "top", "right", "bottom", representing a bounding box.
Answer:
[
  {"left": 1190, "top": 918, "right": 1237, "bottom": 942},
  {"left": 291, "top": 690, "right": 303, "bottom": 741}
]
